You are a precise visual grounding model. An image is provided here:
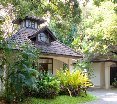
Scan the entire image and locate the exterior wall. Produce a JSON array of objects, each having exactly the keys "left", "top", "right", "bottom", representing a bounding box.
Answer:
[
  {"left": 53, "top": 59, "right": 63, "bottom": 75},
  {"left": 104, "top": 62, "right": 115, "bottom": 89},
  {"left": 100, "top": 62, "right": 105, "bottom": 88},
  {"left": 91, "top": 62, "right": 105, "bottom": 88},
  {"left": 91, "top": 63, "right": 102, "bottom": 87},
  {"left": 41, "top": 55, "right": 73, "bottom": 74},
  {"left": 92, "top": 62, "right": 116, "bottom": 89}
]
